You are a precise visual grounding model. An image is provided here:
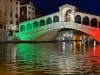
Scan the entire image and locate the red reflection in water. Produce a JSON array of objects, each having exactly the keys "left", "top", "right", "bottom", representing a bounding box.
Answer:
[
  {"left": 86, "top": 45, "right": 100, "bottom": 67},
  {"left": 88, "top": 45, "right": 100, "bottom": 56}
]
